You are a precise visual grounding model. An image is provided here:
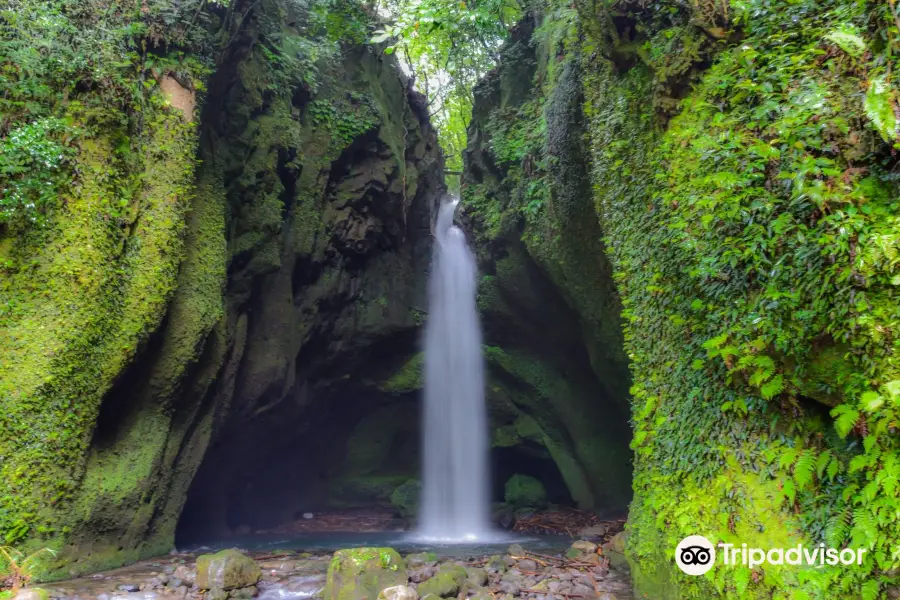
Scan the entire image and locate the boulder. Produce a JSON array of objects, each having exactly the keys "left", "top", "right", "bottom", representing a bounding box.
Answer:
[
  {"left": 14, "top": 589, "right": 49, "bottom": 600},
  {"left": 602, "top": 532, "right": 628, "bottom": 571},
  {"left": 483, "top": 555, "right": 506, "bottom": 574},
  {"left": 324, "top": 548, "right": 407, "bottom": 600},
  {"left": 195, "top": 549, "right": 261, "bottom": 591},
  {"left": 416, "top": 564, "right": 467, "bottom": 598},
  {"left": 504, "top": 475, "right": 547, "bottom": 509},
  {"left": 378, "top": 586, "right": 418, "bottom": 600},
  {"left": 577, "top": 524, "right": 609, "bottom": 538},
  {"left": 405, "top": 552, "right": 437, "bottom": 567},
  {"left": 465, "top": 567, "right": 487, "bottom": 587}
]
